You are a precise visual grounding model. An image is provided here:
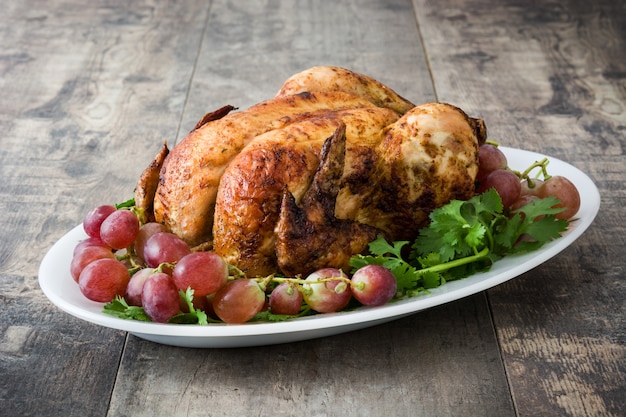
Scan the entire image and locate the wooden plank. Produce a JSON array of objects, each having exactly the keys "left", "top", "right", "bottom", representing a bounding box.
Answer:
[
  {"left": 175, "top": 0, "right": 437, "bottom": 141},
  {"left": 413, "top": 0, "right": 626, "bottom": 415},
  {"left": 108, "top": 294, "right": 513, "bottom": 417},
  {"left": 0, "top": 1, "right": 209, "bottom": 416},
  {"left": 109, "top": 1, "right": 515, "bottom": 416}
]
